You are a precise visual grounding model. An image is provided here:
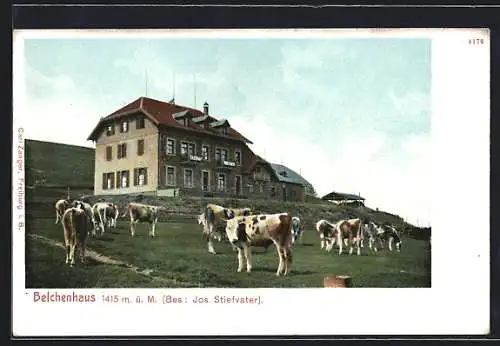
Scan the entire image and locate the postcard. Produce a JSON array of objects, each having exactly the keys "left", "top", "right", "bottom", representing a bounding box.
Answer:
[{"left": 12, "top": 28, "right": 490, "bottom": 336}]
